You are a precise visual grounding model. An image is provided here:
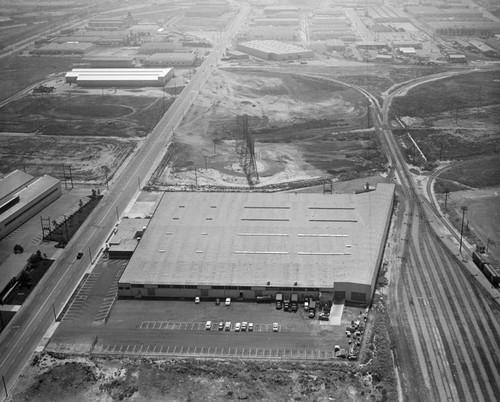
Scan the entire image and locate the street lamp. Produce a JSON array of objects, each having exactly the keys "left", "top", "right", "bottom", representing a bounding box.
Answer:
[{"left": 459, "top": 205, "right": 468, "bottom": 255}]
